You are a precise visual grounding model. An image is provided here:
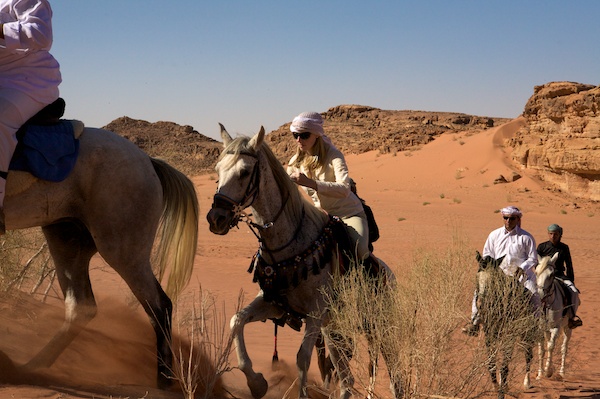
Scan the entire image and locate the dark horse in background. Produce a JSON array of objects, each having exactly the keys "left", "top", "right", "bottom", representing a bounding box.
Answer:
[
  {"left": 475, "top": 251, "right": 538, "bottom": 399},
  {"left": 2, "top": 100, "right": 199, "bottom": 388}
]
